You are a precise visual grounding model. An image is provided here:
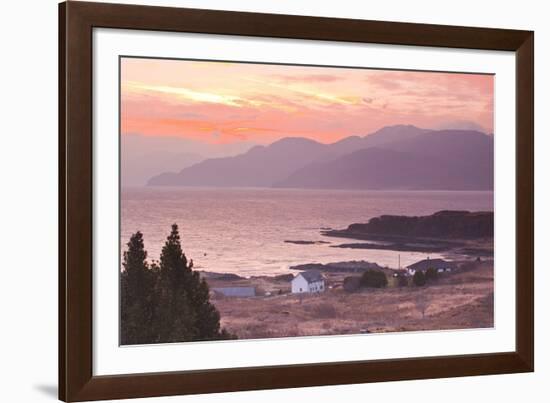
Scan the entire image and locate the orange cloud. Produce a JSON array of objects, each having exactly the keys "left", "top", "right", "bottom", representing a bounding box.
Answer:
[
  {"left": 121, "top": 58, "right": 494, "bottom": 144},
  {"left": 272, "top": 73, "right": 343, "bottom": 83}
]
